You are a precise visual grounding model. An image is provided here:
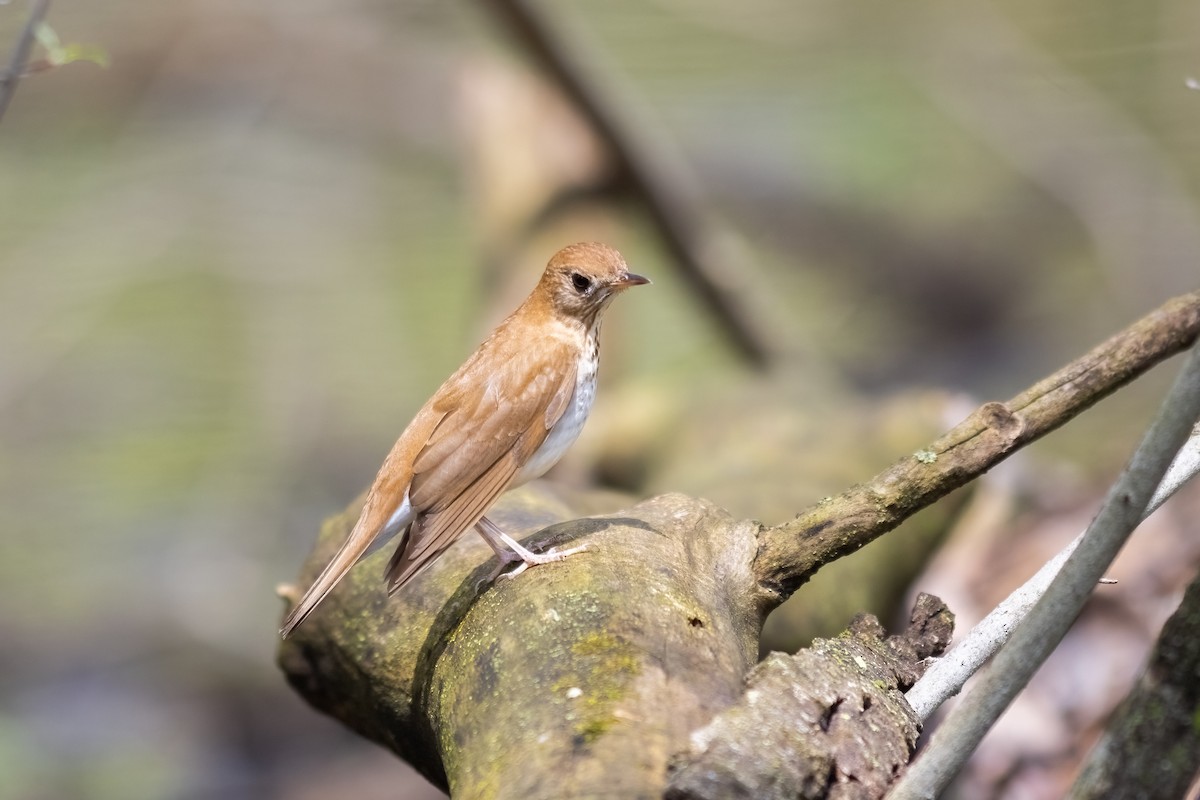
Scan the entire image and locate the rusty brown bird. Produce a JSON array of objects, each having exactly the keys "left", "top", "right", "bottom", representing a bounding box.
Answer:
[{"left": 280, "top": 242, "right": 649, "bottom": 637}]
